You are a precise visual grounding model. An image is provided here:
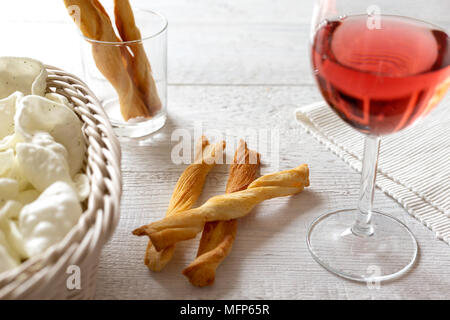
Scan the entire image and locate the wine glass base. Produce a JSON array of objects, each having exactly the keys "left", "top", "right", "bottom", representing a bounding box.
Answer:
[{"left": 307, "top": 209, "right": 418, "bottom": 282}]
